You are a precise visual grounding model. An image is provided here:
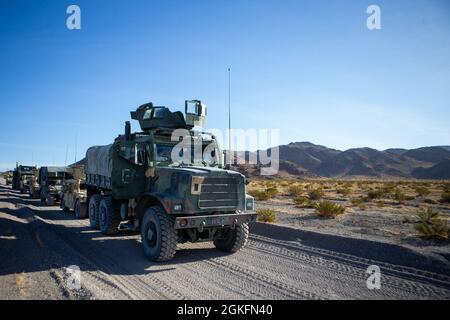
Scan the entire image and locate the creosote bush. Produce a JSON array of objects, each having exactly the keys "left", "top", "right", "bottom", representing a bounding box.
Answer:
[
  {"left": 288, "top": 185, "right": 303, "bottom": 196},
  {"left": 257, "top": 209, "right": 276, "bottom": 223},
  {"left": 314, "top": 201, "right": 345, "bottom": 219},
  {"left": 394, "top": 189, "right": 406, "bottom": 204},
  {"left": 308, "top": 188, "right": 324, "bottom": 200},
  {"left": 249, "top": 187, "right": 278, "bottom": 201},
  {"left": 415, "top": 186, "right": 431, "bottom": 197},
  {"left": 440, "top": 192, "right": 450, "bottom": 203},
  {"left": 405, "top": 208, "right": 449, "bottom": 240},
  {"left": 293, "top": 196, "right": 314, "bottom": 208}
]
